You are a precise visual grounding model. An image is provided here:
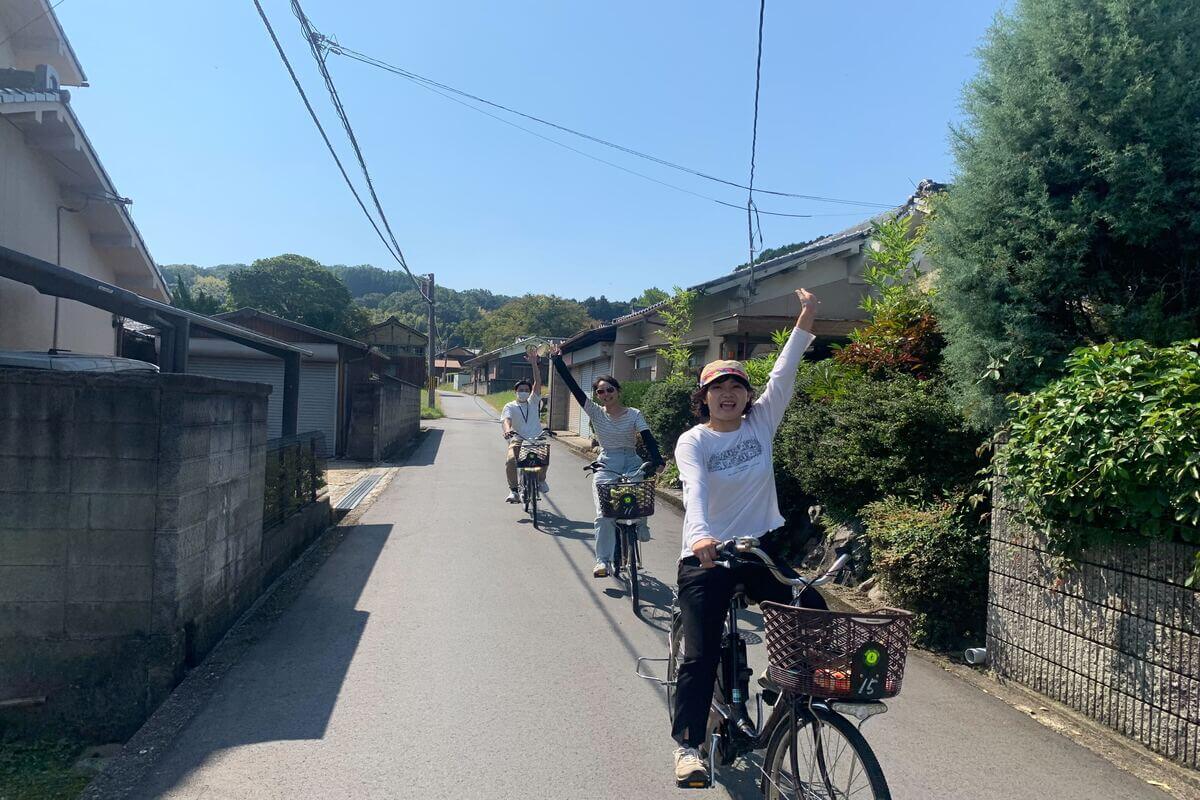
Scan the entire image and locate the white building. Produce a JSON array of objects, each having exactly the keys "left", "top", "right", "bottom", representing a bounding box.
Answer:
[{"left": 0, "top": 0, "right": 166, "bottom": 356}]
